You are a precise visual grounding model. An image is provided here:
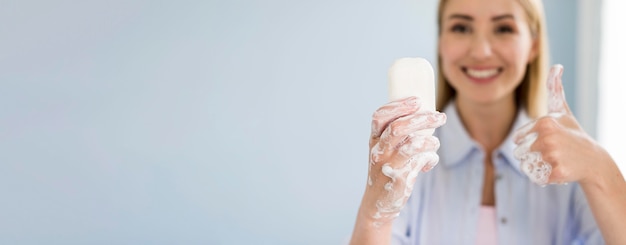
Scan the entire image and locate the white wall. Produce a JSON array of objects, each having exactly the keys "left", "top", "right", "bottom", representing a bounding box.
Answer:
[
  {"left": 0, "top": 0, "right": 582, "bottom": 244},
  {"left": 599, "top": 0, "right": 626, "bottom": 175}
]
